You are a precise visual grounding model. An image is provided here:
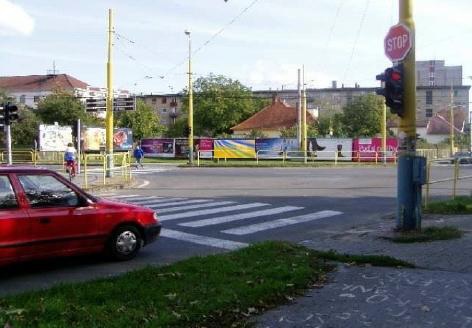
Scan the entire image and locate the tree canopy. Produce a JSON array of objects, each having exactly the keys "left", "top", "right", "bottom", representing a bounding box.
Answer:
[
  {"left": 340, "top": 94, "right": 385, "bottom": 137},
  {"left": 117, "top": 99, "right": 163, "bottom": 140},
  {"left": 36, "top": 90, "right": 101, "bottom": 126},
  {"left": 180, "top": 74, "right": 268, "bottom": 137}
]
